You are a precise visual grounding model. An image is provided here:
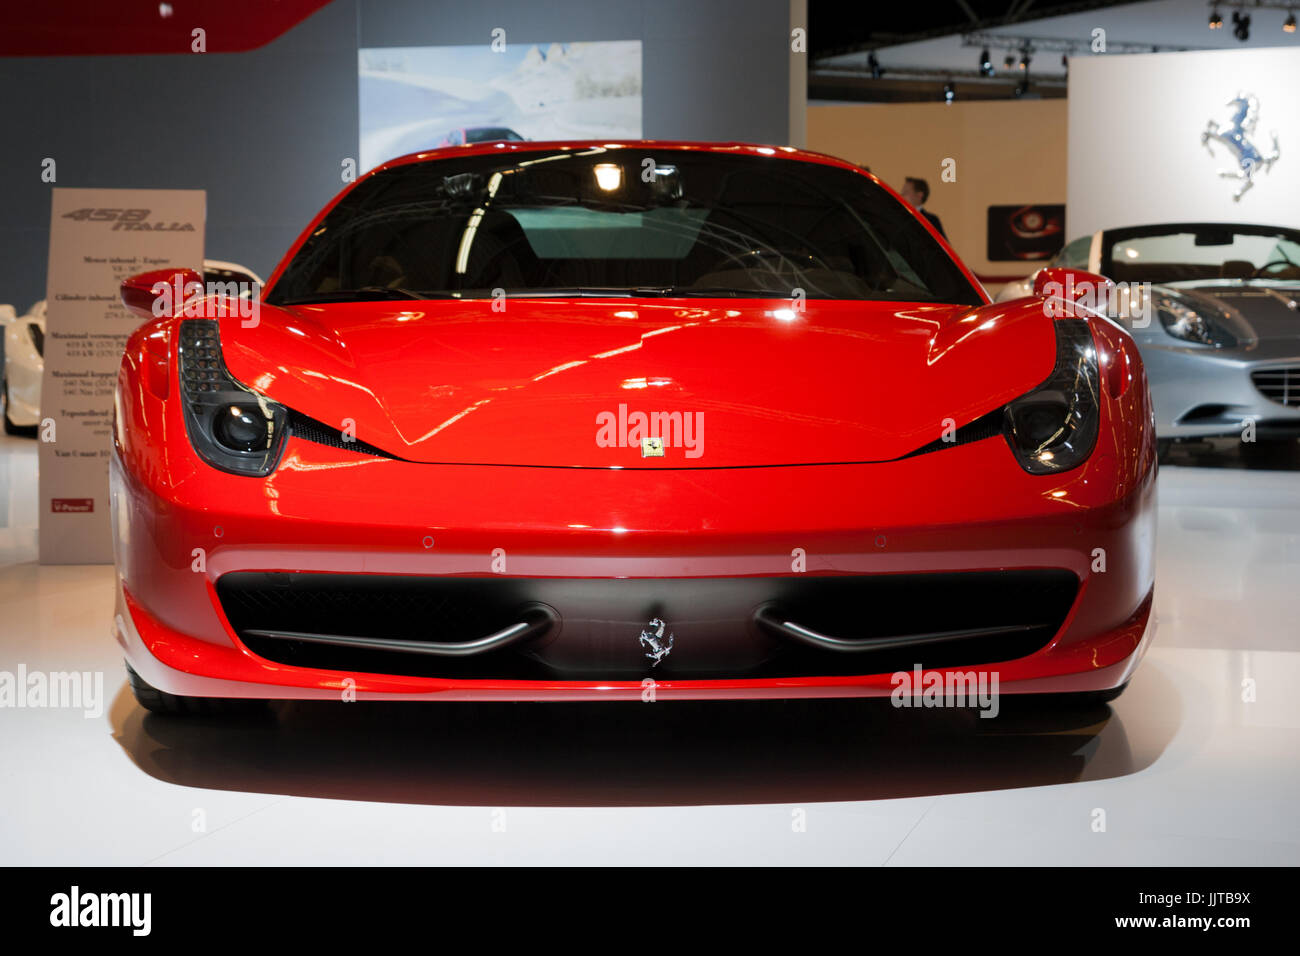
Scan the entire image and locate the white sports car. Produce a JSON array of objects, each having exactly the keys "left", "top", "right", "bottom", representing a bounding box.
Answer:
[
  {"left": 994, "top": 236, "right": 1091, "bottom": 303},
  {"left": 3, "top": 298, "right": 44, "bottom": 433},
  {"left": 3, "top": 260, "right": 261, "bottom": 434},
  {"left": 995, "top": 224, "right": 1300, "bottom": 449}
]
